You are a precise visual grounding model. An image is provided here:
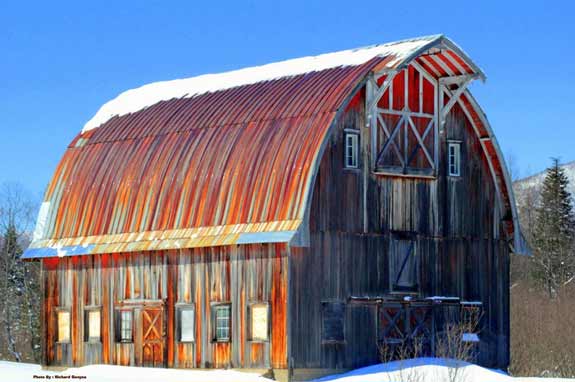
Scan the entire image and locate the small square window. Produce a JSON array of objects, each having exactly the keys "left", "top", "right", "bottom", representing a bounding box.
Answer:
[
  {"left": 448, "top": 142, "right": 461, "bottom": 177},
  {"left": 322, "top": 302, "right": 345, "bottom": 343},
  {"left": 57, "top": 310, "right": 70, "bottom": 343},
  {"left": 344, "top": 132, "right": 360, "bottom": 169},
  {"left": 249, "top": 303, "right": 269, "bottom": 341},
  {"left": 115, "top": 309, "right": 133, "bottom": 343},
  {"left": 213, "top": 304, "right": 231, "bottom": 342},
  {"left": 84, "top": 308, "right": 101, "bottom": 342},
  {"left": 178, "top": 306, "right": 195, "bottom": 342}
]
